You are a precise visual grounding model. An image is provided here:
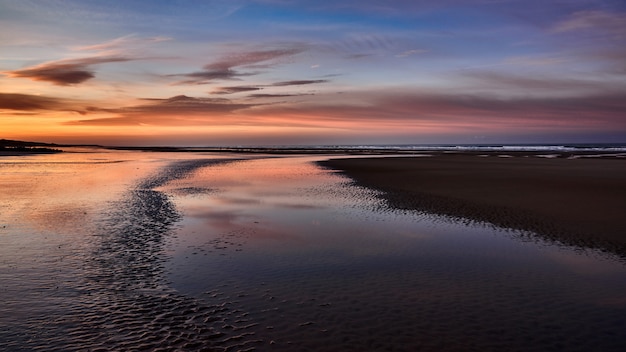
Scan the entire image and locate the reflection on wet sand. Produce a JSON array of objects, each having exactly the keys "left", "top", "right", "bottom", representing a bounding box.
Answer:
[
  {"left": 166, "top": 156, "right": 626, "bottom": 351},
  {"left": 0, "top": 153, "right": 259, "bottom": 351},
  {"left": 1, "top": 151, "right": 625, "bottom": 351}
]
